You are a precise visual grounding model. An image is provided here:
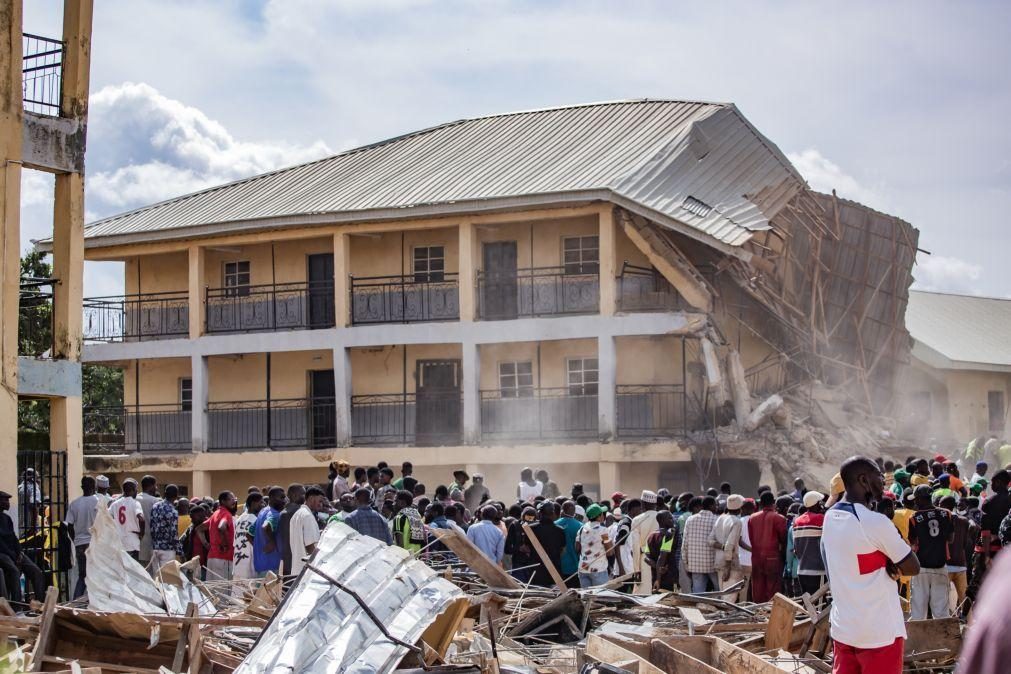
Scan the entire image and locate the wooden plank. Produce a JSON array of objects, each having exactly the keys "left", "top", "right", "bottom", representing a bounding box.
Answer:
[
  {"left": 40, "top": 655, "right": 162, "bottom": 674},
  {"left": 585, "top": 634, "right": 664, "bottom": 674},
  {"left": 678, "top": 607, "right": 710, "bottom": 634},
  {"left": 648, "top": 639, "right": 721, "bottom": 674},
  {"left": 187, "top": 609, "right": 203, "bottom": 674},
  {"left": 171, "top": 602, "right": 197, "bottom": 673},
  {"left": 764, "top": 594, "right": 804, "bottom": 651},
  {"left": 431, "top": 528, "right": 521, "bottom": 589},
  {"left": 29, "top": 586, "right": 58, "bottom": 672},
  {"left": 0, "top": 597, "right": 15, "bottom": 617},
  {"left": 522, "top": 522, "right": 566, "bottom": 592}
]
